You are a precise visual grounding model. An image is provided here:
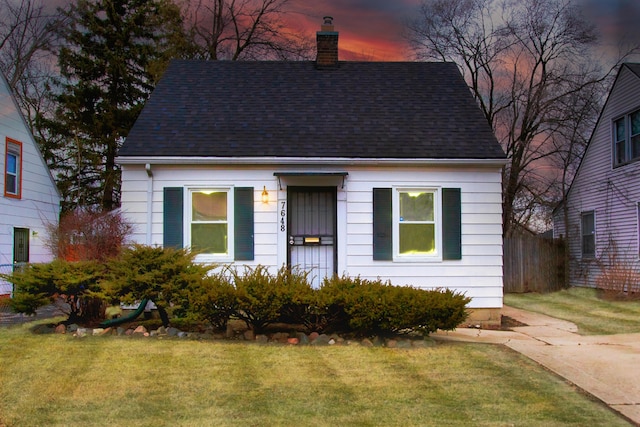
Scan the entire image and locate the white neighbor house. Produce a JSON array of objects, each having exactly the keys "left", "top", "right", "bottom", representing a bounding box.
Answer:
[
  {"left": 0, "top": 72, "right": 61, "bottom": 296},
  {"left": 117, "top": 19, "right": 507, "bottom": 325},
  {"left": 554, "top": 63, "right": 640, "bottom": 289}
]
